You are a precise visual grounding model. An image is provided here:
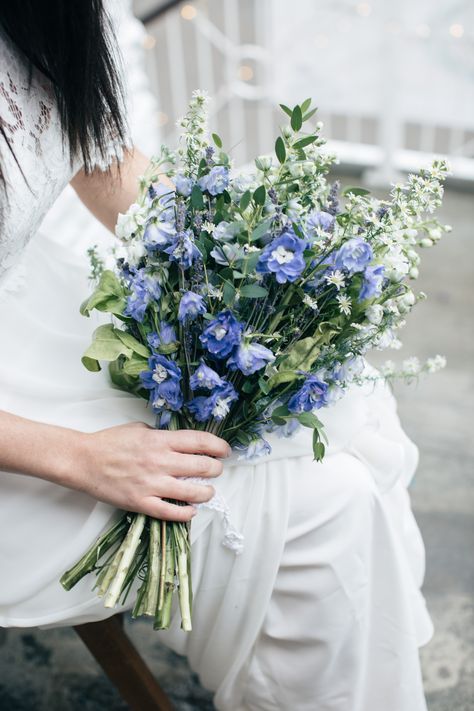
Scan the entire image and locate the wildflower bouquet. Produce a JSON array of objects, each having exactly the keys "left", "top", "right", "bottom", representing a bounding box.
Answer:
[{"left": 61, "top": 92, "right": 449, "bottom": 630}]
